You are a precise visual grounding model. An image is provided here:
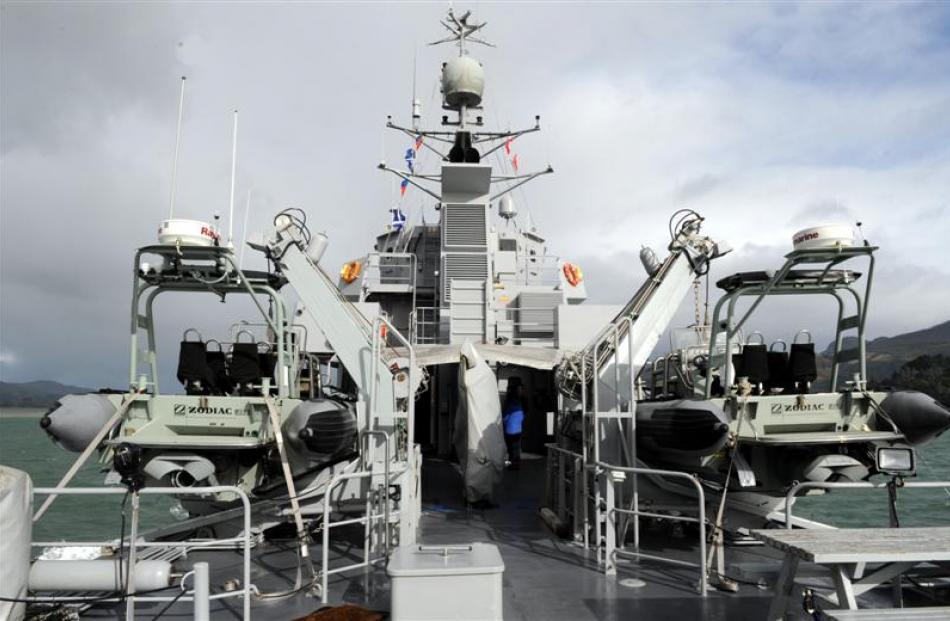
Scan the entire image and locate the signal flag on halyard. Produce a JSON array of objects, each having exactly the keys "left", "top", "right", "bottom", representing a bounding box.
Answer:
[
  {"left": 400, "top": 178, "right": 409, "bottom": 196},
  {"left": 415, "top": 135, "right": 424, "bottom": 151},
  {"left": 505, "top": 136, "right": 520, "bottom": 171},
  {"left": 405, "top": 147, "right": 416, "bottom": 173},
  {"left": 390, "top": 208, "right": 407, "bottom": 231}
]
